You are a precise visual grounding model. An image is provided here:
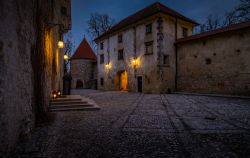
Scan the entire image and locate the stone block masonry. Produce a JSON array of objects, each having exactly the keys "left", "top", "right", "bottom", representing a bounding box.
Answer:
[{"left": 0, "top": 0, "right": 71, "bottom": 156}]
